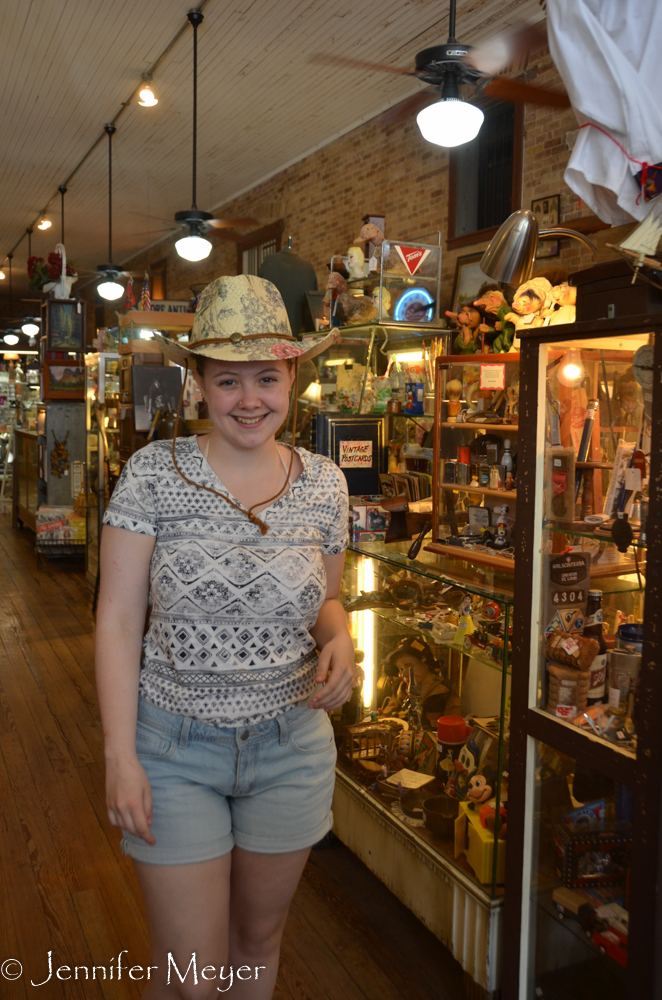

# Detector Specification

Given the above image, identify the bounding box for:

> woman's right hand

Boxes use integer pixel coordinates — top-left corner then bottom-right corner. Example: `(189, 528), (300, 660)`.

(105, 754), (156, 846)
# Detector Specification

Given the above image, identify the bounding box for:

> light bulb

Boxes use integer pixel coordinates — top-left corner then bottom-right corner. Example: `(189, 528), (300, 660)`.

(37, 217), (52, 230)
(138, 329), (154, 339)
(558, 349), (585, 388)
(4, 334), (19, 345)
(176, 234), (212, 262)
(98, 279), (124, 301)
(417, 99), (484, 148)
(21, 321), (39, 336)
(138, 84), (158, 107)
(0, 270), (5, 279)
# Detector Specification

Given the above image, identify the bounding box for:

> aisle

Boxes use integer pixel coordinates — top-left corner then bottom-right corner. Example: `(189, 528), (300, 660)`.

(0, 513), (465, 1000)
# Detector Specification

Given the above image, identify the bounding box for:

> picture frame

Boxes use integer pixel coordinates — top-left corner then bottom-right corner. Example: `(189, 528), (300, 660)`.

(131, 365), (183, 432)
(450, 252), (493, 314)
(531, 193), (560, 259)
(43, 298), (86, 352)
(42, 359), (85, 400)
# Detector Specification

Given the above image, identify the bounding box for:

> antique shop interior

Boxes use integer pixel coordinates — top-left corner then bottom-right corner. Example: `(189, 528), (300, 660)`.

(0, 2), (660, 999)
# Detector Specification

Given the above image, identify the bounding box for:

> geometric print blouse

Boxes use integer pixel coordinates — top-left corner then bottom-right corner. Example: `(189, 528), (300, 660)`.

(103, 437), (349, 727)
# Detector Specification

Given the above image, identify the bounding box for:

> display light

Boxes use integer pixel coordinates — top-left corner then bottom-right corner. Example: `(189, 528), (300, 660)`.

(392, 350), (423, 363)
(0, 271), (5, 279)
(416, 75), (483, 148)
(558, 350), (585, 388)
(37, 217), (52, 230)
(3, 333), (19, 345)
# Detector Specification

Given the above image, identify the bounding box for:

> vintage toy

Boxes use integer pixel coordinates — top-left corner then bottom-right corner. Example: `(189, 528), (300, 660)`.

(554, 824), (632, 887)
(473, 286), (516, 352)
(504, 276), (554, 350)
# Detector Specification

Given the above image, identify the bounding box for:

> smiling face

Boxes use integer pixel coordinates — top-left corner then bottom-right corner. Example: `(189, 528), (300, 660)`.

(395, 652), (431, 685)
(193, 358), (294, 450)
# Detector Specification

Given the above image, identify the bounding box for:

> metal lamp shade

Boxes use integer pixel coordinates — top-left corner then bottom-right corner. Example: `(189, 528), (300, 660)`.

(480, 210), (539, 286)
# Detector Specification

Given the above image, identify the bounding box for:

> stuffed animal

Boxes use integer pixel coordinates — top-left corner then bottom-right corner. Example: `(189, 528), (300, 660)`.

(504, 277), (554, 350)
(548, 282), (577, 325)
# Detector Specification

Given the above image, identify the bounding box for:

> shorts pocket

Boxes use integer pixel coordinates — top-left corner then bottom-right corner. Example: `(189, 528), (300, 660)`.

(289, 711), (336, 755)
(135, 723), (174, 759)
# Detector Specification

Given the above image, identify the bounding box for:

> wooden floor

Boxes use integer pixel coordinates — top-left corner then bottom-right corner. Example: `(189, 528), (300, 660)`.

(0, 511), (466, 1000)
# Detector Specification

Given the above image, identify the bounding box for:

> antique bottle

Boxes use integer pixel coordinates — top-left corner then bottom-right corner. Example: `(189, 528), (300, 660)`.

(501, 439), (513, 476)
(583, 589), (607, 705)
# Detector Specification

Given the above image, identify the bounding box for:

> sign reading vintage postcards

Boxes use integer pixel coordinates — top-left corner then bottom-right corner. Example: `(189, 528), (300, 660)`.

(339, 440), (373, 468)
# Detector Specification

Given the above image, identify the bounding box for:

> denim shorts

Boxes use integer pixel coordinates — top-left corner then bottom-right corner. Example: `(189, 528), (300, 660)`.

(120, 697), (337, 864)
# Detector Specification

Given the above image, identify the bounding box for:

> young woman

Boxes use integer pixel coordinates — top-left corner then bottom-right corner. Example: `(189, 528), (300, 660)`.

(95, 275), (354, 1000)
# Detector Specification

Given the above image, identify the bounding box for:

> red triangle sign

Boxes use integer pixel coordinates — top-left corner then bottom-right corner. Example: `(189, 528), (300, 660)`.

(395, 245), (431, 275)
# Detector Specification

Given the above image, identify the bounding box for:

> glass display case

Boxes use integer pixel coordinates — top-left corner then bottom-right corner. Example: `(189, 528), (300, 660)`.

(337, 537), (513, 901)
(428, 352), (520, 572)
(503, 316), (662, 1000)
(85, 352), (120, 590)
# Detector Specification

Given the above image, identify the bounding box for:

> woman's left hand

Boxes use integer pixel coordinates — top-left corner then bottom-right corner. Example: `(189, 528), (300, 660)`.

(309, 632), (356, 711)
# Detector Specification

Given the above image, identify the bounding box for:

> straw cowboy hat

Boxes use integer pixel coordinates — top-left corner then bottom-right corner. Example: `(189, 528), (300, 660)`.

(154, 274), (338, 367)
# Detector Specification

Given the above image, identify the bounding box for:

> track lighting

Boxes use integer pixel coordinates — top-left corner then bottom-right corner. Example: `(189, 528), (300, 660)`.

(138, 77), (158, 107)
(0, 271), (5, 280)
(37, 217), (52, 230)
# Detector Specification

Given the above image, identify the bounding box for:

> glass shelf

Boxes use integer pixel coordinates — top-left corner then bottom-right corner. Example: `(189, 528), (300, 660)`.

(440, 422), (519, 432)
(543, 522), (646, 550)
(348, 539), (515, 603)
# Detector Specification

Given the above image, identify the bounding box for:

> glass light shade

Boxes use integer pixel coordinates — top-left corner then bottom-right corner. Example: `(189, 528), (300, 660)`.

(138, 85), (158, 107)
(98, 279), (124, 301)
(417, 98), (484, 148)
(37, 218), (52, 230)
(3, 334), (19, 345)
(176, 234), (212, 261)
(21, 321), (39, 336)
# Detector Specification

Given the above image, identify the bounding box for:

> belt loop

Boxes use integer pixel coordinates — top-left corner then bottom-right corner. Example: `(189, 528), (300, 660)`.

(179, 716), (192, 749)
(278, 715), (289, 746)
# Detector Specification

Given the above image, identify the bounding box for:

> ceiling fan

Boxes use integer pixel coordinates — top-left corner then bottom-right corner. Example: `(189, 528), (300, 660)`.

(317, 1), (568, 147)
(173, 10), (258, 261)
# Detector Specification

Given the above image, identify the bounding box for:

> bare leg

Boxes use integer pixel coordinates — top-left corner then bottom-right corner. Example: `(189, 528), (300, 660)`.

(228, 846), (311, 999)
(134, 854), (232, 1000)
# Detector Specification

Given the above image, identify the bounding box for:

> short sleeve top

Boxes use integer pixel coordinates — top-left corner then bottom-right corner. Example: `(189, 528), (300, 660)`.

(103, 437), (349, 727)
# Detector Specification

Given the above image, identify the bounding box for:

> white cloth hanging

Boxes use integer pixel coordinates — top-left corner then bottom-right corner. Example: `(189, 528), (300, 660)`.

(546, 0), (662, 223)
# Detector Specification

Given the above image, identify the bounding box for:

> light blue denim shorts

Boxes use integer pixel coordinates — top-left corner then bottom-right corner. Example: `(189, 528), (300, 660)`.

(121, 697), (337, 864)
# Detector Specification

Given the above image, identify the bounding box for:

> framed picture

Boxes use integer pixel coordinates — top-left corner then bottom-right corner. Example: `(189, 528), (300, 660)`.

(451, 252), (493, 313)
(44, 299), (86, 351)
(43, 359), (85, 399)
(531, 194), (560, 259)
(131, 365), (183, 432)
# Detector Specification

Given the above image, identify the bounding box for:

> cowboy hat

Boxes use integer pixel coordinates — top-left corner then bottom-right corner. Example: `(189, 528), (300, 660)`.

(154, 274), (338, 367)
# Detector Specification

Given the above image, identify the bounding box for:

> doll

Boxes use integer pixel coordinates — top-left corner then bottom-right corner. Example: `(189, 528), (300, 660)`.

(473, 285), (516, 353)
(503, 277), (554, 350)
(445, 304), (491, 354)
(548, 282), (577, 325)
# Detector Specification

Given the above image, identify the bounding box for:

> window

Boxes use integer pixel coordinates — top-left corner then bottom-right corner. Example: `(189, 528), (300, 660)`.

(448, 100), (523, 250)
(236, 221), (284, 275)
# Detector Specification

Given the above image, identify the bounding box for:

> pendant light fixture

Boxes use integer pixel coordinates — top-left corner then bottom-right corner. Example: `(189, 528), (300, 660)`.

(37, 217), (52, 231)
(97, 124), (125, 301)
(138, 74), (158, 107)
(59, 185), (67, 243)
(175, 10), (212, 262)
(3, 333), (19, 346)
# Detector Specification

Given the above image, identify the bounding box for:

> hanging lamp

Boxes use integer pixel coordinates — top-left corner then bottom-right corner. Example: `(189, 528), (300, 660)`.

(97, 125), (124, 301)
(175, 10), (212, 262)
(59, 185), (67, 243)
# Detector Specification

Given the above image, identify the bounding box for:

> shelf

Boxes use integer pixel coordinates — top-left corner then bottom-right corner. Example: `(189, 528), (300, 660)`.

(437, 353), (521, 363)
(544, 521), (647, 549)
(347, 539), (514, 602)
(440, 422), (519, 432)
(439, 483), (517, 500)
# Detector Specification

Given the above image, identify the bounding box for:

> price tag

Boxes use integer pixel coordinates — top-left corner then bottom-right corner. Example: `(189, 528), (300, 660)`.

(479, 364), (506, 390)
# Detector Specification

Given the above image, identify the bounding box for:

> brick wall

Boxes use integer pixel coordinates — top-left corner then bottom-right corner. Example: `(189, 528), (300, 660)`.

(108, 46), (617, 317)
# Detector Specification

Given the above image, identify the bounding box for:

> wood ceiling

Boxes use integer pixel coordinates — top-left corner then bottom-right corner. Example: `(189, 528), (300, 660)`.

(0, 0), (543, 320)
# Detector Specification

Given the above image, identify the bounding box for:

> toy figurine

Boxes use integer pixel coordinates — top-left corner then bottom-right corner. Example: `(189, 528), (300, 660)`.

(473, 286), (516, 353)
(504, 277), (554, 350)
(548, 282), (577, 325)
(446, 305), (491, 354)
(455, 594), (475, 644)
(466, 765), (498, 805)
(346, 245), (368, 284)
(447, 736), (480, 799)
(446, 378), (463, 422)
(372, 285), (392, 317)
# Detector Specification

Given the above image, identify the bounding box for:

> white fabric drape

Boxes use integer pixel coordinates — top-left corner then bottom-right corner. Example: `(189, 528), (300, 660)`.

(546, 0), (662, 223)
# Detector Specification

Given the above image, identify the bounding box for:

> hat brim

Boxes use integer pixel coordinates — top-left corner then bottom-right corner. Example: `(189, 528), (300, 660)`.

(153, 329), (340, 368)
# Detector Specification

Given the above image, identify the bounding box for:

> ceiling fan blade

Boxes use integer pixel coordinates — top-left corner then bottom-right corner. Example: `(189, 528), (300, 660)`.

(313, 53), (418, 77)
(482, 76), (570, 108)
(468, 22), (547, 76)
(206, 218), (259, 229)
(379, 90), (438, 126)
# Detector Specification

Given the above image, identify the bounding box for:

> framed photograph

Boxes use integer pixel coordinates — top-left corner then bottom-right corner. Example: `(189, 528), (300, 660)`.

(531, 194), (560, 259)
(451, 252), (493, 313)
(44, 299), (86, 351)
(131, 365), (183, 432)
(42, 359), (85, 400)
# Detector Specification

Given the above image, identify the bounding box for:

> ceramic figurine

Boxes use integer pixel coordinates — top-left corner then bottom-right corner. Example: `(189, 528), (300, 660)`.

(372, 285), (392, 317)
(446, 378), (463, 422)
(388, 440), (401, 473)
(354, 223), (408, 274)
(455, 594), (475, 644)
(548, 282), (577, 325)
(346, 245), (369, 288)
(504, 277), (554, 350)
(473, 286), (516, 353)
(335, 291), (378, 326)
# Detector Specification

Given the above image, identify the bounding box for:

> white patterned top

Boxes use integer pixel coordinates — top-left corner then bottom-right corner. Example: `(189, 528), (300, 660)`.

(103, 437), (349, 727)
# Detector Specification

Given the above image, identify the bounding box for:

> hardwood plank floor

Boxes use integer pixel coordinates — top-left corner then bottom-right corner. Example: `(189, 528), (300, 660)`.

(0, 513), (466, 1000)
